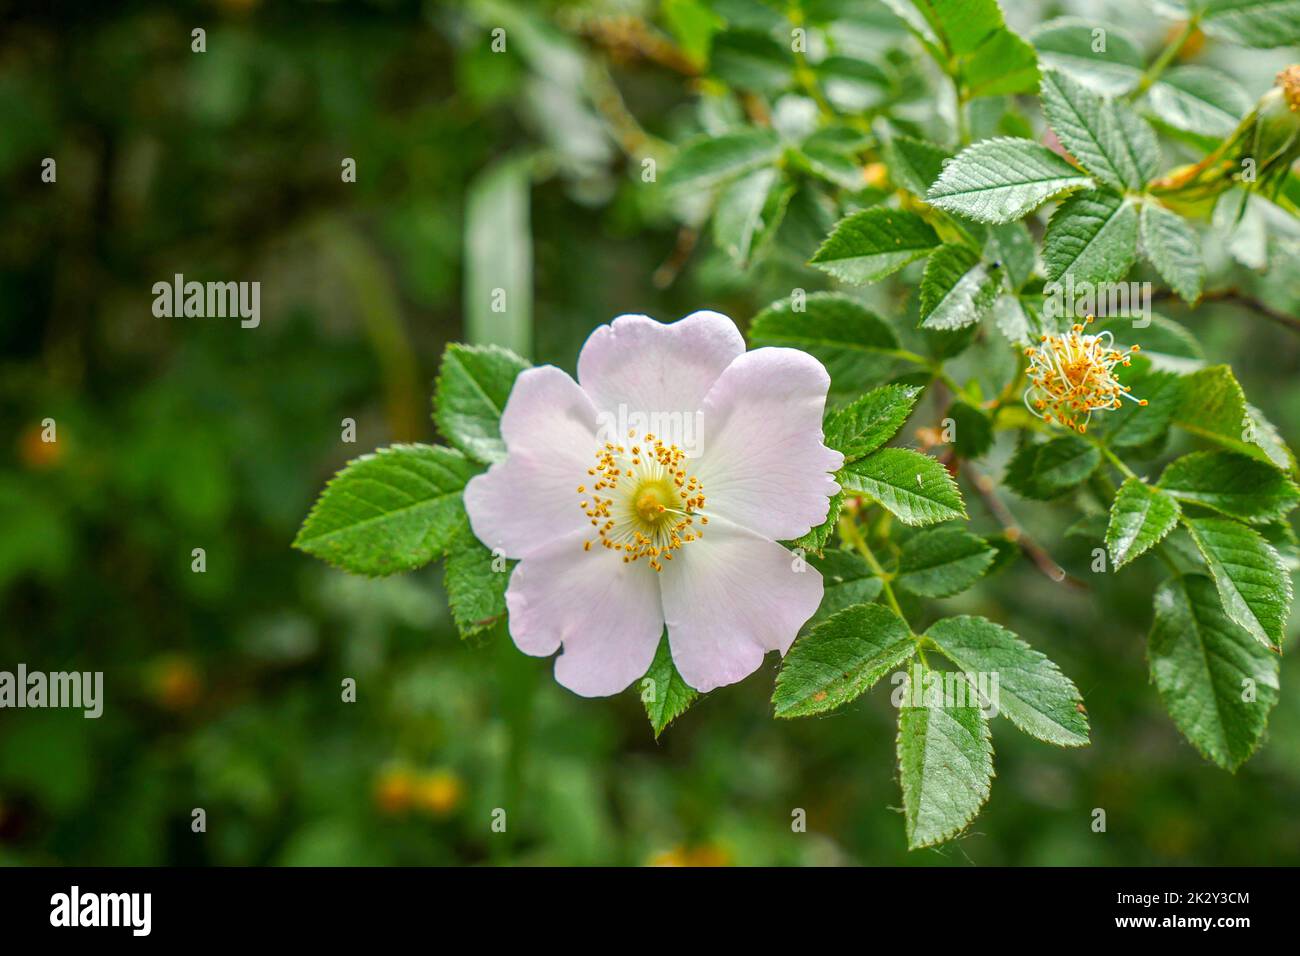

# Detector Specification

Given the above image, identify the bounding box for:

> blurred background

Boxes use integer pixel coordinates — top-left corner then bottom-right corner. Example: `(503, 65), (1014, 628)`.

(2, 0), (1299, 866)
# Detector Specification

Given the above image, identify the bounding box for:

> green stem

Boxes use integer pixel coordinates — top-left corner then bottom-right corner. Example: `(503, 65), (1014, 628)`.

(1099, 443), (1138, 480)
(1130, 19), (1198, 99)
(837, 515), (927, 662)
(880, 347), (973, 403)
(1092, 445), (1182, 575)
(954, 84), (970, 146)
(789, 5), (834, 119)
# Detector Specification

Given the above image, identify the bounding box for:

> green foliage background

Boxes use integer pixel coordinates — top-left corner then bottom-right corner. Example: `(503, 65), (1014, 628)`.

(2, 0), (1300, 865)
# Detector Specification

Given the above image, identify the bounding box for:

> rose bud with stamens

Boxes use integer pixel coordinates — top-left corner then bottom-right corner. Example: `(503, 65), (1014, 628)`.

(1022, 316), (1146, 435)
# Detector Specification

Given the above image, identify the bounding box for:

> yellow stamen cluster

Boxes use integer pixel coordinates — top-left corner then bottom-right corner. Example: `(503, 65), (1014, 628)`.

(578, 429), (707, 572)
(1022, 316), (1146, 434)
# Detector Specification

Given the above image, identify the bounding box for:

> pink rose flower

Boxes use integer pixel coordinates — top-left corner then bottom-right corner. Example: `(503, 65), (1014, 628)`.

(464, 311), (843, 696)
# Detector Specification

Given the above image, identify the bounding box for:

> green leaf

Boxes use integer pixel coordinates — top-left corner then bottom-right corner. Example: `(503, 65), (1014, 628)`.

(823, 383), (922, 463)
(1174, 366), (1296, 471)
(661, 0), (721, 69)
(433, 344), (531, 464)
(294, 444), (477, 576)
(443, 517), (510, 637)
(1149, 66), (1252, 139)
(809, 207), (941, 285)
(1158, 451), (1300, 524)
(984, 221), (1036, 290)
(1140, 202), (1203, 303)
(881, 135), (950, 197)
(712, 166), (782, 268)
(749, 292), (903, 397)
(773, 603), (915, 718)
(919, 244), (1001, 331)
(896, 661), (994, 849)
(963, 26), (1041, 99)
(1040, 69), (1159, 191)
(711, 30), (794, 93)
(1105, 478), (1181, 569)
(896, 528), (996, 597)
(944, 400), (993, 458)
(1095, 364), (1181, 451)
(1185, 516), (1292, 649)
(927, 137), (1094, 224)
(1031, 18), (1145, 96)
(926, 615), (1090, 746)
(1091, 314), (1204, 373)
(641, 633), (698, 738)
(665, 128), (782, 190)
(1149, 574), (1279, 771)
(841, 448), (966, 525)
(791, 490), (845, 554)
(807, 549), (883, 624)
(798, 140), (864, 191)
(1195, 0), (1300, 49)
(817, 56), (892, 113)
(1004, 436), (1101, 500)
(1042, 189), (1139, 286)
(889, 0), (1008, 55)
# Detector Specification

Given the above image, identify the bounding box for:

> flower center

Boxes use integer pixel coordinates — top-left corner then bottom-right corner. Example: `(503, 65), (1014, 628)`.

(1022, 315), (1147, 433)
(576, 429), (707, 572)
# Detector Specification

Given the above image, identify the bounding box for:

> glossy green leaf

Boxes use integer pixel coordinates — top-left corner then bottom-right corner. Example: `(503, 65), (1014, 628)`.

(840, 448), (966, 525)
(1174, 366), (1296, 471)
(1195, 0), (1300, 48)
(881, 135), (950, 197)
(919, 244), (1001, 331)
(896, 528), (996, 597)
(926, 615), (1090, 746)
(1185, 516), (1292, 649)
(749, 293), (903, 397)
(434, 343), (531, 464)
(1041, 69), (1159, 191)
(294, 444), (477, 576)
(665, 128), (781, 190)
(1005, 436), (1101, 500)
(1031, 18), (1144, 95)
(1042, 190), (1138, 286)
(1105, 478), (1181, 569)
(807, 549), (884, 624)
(927, 137), (1094, 224)
(443, 517), (510, 637)
(641, 633), (698, 738)
(773, 603), (915, 718)
(823, 383), (922, 463)
(809, 207), (941, 285)
(1158, 451), (1300, 524)
(896, 661), (994, 849)
(1149, 66), (1252, 139)
(1149, 574), (1279, 770)
(1140, 202), (1203, 303)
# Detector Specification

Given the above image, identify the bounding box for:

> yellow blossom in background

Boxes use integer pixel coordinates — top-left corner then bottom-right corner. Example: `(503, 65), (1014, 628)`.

(148, 655), (203, 711)
(17, 423), (61, 470)
(646, 843), (731, 867)
(412, 770), (463, 817)
(373, 768), (416, 816)
(1023, 316), (1146, 434)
